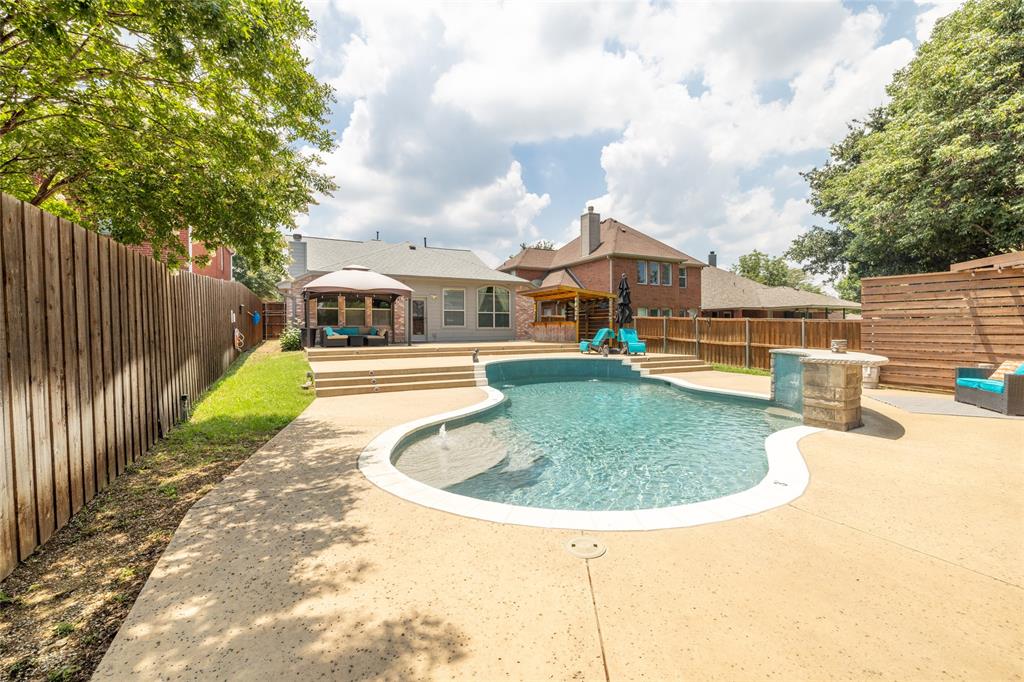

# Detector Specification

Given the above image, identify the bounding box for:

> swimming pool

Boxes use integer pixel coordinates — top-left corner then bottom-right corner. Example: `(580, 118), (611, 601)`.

(360, 358), (816, 530)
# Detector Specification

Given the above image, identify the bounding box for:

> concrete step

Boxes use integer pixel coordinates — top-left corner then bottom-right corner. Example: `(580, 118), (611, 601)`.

(313, 364), (474, 380)
(640, 364), (713, 375)
(316, 369), (477, 388)
(307, 344), (577, 362)
(629, 356), (704, 367)
(316, 377), (479, 398)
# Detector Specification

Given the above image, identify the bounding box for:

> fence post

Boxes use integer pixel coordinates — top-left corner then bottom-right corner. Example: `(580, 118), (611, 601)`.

(662, 317), (668, 353)
(694, 316), (701, 358)
(800, 318), (807, 348)
(744, 318), (751, 368)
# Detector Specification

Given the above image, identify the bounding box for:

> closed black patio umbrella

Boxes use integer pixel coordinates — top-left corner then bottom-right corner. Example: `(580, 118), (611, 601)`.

(615, 273), (633, 328)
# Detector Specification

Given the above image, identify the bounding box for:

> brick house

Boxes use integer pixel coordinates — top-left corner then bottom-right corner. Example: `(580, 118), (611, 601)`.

(129, 228), (234, 281)
(280, 235), (532, 343)
(499, 207), (706, 319)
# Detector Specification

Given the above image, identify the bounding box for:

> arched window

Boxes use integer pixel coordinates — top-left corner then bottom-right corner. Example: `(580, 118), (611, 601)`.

(477, 286), (511, 328)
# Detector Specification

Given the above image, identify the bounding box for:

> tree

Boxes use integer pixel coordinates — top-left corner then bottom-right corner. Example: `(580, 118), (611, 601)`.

(789, 0), (1024, 281)
(730, 250), (823, 294)
(233, 253), (287, 300)
(0, 0), (335, 271)
(519, 239), (556, 250)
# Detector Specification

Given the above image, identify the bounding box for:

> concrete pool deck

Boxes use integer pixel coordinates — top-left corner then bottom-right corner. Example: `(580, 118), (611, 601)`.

(96, 372), (1024, 680)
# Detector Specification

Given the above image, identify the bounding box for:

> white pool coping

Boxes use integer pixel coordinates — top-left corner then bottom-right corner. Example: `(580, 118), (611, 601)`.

(358, 371), (819, 532)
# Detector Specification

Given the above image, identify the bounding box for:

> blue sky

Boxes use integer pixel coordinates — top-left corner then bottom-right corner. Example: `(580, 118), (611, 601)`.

(297, 1), (962, 273)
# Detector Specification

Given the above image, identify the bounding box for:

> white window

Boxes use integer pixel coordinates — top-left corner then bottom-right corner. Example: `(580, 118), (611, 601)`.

(442, 288), (465, 327)
(679, 267), (687, 288)
(661, 263), (671, 287)
(637, 307), (649, 317)
(637, 261), (647, 285)
(478, 286), (511, 328)
(648, 261), (659, 285)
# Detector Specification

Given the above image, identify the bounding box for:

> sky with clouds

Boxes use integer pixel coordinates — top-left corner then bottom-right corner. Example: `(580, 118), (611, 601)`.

(296, 0), (963, 270)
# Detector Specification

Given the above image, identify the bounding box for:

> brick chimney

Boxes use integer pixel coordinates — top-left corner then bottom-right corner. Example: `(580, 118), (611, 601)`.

(581, 206), (601, 256)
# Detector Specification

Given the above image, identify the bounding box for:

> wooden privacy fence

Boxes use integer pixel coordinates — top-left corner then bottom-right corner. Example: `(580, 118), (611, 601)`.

(0, 193), (263, 580)
(861, 267), (1024, 391)
(635, 316), (862, 370)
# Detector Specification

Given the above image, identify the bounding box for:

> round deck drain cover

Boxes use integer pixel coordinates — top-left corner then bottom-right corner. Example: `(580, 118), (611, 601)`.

(565, 536), (606, 559)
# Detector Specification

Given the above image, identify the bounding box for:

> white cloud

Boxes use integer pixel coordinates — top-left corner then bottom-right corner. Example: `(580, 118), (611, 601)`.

(298, 0), (930, 266)
(914, 0), (966, 42)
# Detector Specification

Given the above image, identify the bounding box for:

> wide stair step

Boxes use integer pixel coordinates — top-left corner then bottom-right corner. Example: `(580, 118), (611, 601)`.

(626, 354), (712, 374)
(307, 343), (577, 362)
(316, 377), (481, 398)
(316, 369), (476, 388)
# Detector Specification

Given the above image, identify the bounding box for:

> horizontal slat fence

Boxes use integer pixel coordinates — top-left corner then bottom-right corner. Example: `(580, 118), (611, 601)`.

(861, 267), (1024, 391)
(0, 193), (262, 579)
(635, 316), (861, 370)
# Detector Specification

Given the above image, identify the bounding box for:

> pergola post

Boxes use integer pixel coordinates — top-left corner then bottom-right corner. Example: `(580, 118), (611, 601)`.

(302, 290), (310, 347)
(574, 294), (580, 343)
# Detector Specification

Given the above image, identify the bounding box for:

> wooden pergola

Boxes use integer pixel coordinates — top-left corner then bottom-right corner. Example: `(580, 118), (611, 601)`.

(519, 285), (616, 343)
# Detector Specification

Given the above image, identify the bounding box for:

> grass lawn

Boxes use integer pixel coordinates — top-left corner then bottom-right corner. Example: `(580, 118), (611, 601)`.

(0, 342), (312, 682)
(711, 363), (771, 377)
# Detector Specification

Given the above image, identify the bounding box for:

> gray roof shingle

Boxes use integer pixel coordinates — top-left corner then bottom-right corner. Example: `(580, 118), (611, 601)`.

(295, 236), (526, 284)
(701, 266), (860, 311)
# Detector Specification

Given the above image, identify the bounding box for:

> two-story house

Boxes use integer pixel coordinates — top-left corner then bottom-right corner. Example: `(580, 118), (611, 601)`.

(499, 207), (706, 318)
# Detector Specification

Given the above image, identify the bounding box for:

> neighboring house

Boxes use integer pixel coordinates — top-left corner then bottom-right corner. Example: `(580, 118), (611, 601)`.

(130, 228), (234, 281)
(281, 234), (530, 343)
(499, 207), (706, 319)
(700, 263), (860, 319)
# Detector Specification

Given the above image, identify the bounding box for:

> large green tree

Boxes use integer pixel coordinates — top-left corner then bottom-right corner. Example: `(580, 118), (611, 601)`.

(730, 250), (823, 294)
(0, 0), (334, 270)
(232, 252), (286, 300)
(789, 0), (1023, 280)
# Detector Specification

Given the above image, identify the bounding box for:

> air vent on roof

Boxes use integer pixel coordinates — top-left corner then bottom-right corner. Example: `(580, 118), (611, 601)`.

(409, 245), (416, 250)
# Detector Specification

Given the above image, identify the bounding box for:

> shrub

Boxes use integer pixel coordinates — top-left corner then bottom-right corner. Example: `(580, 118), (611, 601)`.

(280, 324), (303, 352)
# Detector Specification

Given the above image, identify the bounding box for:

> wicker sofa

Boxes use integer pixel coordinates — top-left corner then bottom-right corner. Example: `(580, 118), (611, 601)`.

(318, 326), (388, 347)
(954, 363), (1024, 416)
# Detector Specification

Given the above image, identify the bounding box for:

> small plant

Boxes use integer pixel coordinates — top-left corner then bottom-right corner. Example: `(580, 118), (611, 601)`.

(115, 566), (137, 583)
(53, 622), (75, 637)
(46, 665), (80, 682)
(279, 324), (303, 352)
(0, 589), (19, 607)
(157, 483), (179, 499)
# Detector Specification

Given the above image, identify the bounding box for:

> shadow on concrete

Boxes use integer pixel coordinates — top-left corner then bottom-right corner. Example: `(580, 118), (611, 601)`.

(96, 414), (469, 678)
(851, 407), (907, 441)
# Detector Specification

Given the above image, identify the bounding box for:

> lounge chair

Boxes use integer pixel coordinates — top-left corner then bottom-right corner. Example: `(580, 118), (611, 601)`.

(321, 327), (349, 347)
(618, 327), (647, 356)
(955, 361), (1024, 416)
(579, 328), (613, 353)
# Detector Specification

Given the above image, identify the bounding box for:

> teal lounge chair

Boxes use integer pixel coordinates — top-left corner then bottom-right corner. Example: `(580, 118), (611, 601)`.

(618, 327), (646, 355)
(579, 328), (613, 353)
(955, 361), (1024, 415)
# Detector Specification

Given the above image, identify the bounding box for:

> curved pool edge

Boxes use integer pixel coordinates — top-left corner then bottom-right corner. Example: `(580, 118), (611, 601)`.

(357, 380), (820, 532)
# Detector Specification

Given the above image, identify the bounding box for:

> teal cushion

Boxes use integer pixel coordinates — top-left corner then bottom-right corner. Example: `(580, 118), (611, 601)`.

(1014, 364), (1024, 375)
(324, 327), (336, 336)
(340, 327), (360, 335)
(976, 379), (1006, 394)
(958, 377), (1005, 393)
(369, 327), (379, 335)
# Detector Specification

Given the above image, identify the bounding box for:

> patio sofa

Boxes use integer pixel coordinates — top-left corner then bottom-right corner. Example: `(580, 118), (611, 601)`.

(319, 326), (389, 347)
(954, 361), (1024, 416)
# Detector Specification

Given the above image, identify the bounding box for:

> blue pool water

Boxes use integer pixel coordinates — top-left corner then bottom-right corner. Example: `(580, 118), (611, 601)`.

(392, 361), (798, 511)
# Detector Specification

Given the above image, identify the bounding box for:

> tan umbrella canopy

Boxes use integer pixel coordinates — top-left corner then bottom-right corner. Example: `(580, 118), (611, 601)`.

(303, 264), (413, 295)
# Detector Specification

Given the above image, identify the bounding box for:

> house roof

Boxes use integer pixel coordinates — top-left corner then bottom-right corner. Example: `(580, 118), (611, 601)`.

(539, 268), (582, 288)
(701, 266), (861, 311)
(293, 236), (526, 284)
(498, 218), (704, 273)
(500, 247), (557, 272)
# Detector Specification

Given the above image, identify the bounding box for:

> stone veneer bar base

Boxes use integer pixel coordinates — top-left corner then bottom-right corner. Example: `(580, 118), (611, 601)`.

(770, 348), (889, 432)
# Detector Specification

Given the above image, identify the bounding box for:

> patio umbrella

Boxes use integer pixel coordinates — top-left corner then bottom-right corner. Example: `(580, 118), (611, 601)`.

(615, 273), (633, 327)
(302, 265), (413, 296)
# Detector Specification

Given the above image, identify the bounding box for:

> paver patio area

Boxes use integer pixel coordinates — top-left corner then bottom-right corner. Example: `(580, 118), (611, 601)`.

(95, 372), (1024, 680)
